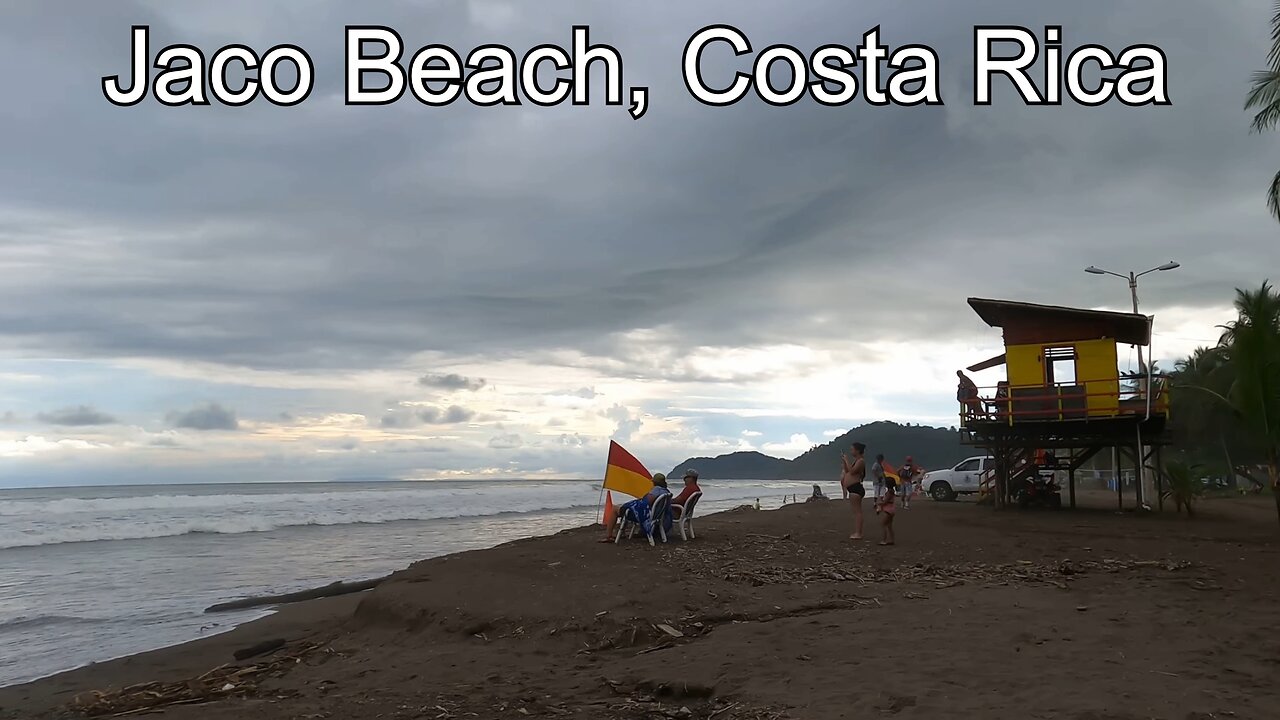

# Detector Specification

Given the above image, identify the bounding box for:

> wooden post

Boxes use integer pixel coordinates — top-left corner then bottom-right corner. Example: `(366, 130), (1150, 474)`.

(1154, 445), (1164, 512)
(1135, 441), (1143, 510)
(1134, 427), (1145, 508)
(1069, 467), (1077, 509)
(994, 445), (1004, 509)
(1113, 446), (1122, 511)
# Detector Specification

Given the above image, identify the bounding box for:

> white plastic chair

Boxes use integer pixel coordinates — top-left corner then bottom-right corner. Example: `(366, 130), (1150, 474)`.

(674, 491), (702, 540)
(615, 493), (670, 545)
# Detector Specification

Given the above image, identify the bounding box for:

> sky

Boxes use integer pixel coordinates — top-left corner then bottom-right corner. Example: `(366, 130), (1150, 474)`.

(0, 0), (1274, 487)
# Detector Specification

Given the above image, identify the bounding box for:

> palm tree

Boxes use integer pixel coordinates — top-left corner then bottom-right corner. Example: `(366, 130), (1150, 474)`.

(1246, 3), (1280, 220)
(1170, 346), (1236, 472)
(1216, 281), (1280, 520)
(1162, 460), (1206, 517)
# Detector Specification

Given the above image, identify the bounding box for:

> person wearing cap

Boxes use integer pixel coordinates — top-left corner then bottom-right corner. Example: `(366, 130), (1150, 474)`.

(672, 469), (702, 518)
(644, 473), (671, 505)
(619, 473), (673, 541)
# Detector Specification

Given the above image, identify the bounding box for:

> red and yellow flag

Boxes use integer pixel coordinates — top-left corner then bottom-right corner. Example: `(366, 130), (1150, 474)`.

(603, 440), (653, 499)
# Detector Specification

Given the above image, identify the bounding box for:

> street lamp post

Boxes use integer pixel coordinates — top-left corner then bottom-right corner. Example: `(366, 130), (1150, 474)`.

(1084, 261), (1180, 510)
(1084, 261), (1179, 375)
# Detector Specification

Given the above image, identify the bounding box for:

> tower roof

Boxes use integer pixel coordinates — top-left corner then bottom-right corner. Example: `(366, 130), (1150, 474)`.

(967, 298), (1152, 346)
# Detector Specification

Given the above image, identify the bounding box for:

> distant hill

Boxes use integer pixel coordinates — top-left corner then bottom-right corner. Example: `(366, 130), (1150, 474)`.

(669, 421), (969, 480)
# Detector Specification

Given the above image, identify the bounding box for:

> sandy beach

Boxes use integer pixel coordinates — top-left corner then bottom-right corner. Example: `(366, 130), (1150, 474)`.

(3, 493), (1278, 720)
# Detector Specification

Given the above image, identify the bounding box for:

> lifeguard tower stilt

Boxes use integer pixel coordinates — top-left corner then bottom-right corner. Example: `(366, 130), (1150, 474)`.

(959, 298), (1172, 510)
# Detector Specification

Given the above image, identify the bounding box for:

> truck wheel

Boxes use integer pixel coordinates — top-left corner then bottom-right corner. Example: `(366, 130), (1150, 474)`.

(930, 482), (955, 502)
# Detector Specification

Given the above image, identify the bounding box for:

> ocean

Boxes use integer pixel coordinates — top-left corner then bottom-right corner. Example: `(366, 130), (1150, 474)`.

(0, 478), (835, 688)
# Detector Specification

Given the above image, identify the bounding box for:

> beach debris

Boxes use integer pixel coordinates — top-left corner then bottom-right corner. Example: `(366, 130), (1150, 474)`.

(70, 642), (329, 717)
(204, 576), (390, 613)
(603, 693), (788, 719)
(232, 637), (286, 661)
(655, 623), (684, 638)
(655, 541), (1193, 591)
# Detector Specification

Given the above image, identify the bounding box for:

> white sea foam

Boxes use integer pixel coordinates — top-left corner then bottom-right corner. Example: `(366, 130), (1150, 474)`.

(0, 478), (822, 688)
(0, 479), (813, 549)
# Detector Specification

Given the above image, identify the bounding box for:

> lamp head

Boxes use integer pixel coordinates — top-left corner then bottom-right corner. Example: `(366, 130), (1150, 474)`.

(1157, 261), (1180, 271)
(1084, 266), (1106, 275)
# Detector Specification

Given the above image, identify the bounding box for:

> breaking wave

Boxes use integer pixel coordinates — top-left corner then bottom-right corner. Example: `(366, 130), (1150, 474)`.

(0, 482), (602, 550)
(0, 479), (814, 550)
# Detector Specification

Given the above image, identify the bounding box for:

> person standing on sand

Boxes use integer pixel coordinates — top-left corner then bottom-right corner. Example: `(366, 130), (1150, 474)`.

(879, 475), (897, 546)
(899, 456), (919, 510)
(871, 454), (886, 512)
(841, 443), (867, 540)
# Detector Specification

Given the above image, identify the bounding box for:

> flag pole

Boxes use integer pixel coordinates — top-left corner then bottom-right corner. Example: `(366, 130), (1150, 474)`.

(595, 445), (609, 524)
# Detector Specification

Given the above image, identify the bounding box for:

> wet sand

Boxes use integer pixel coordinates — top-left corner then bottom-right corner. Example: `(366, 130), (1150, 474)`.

(3, 491), (1278, 720)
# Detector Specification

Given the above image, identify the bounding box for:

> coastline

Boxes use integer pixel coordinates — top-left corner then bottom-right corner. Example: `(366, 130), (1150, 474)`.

(4, 494), (1278, 719)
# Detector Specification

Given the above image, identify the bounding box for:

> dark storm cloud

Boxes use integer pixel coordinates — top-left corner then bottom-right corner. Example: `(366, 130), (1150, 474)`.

(488, 433), (522, 449)
(380, 404), (476, 427)
(420, 405), (478, 424)
(35, 406), (118, 426)
(0, 1), (1275, 375)
(418, 373), (486, 391)
(167, 403), (239, 431)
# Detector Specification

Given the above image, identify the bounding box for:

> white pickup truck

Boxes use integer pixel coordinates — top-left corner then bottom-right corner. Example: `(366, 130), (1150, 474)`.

(923, 455), (994, 502)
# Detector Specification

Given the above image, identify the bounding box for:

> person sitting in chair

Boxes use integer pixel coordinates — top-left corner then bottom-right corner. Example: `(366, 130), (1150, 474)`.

(672, 469), (701, 518)
(645, 473), (671, 504)
(619, 474), (674, 541)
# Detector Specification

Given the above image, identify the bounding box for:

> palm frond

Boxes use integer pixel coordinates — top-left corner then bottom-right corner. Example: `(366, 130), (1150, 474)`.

(1268, 1), (1280, 71)
(1247, 71), (1280, 132)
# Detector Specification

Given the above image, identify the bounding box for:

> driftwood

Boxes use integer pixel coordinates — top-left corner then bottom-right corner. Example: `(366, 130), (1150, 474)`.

(233, 638), (285, 661)
(71, 642), (328, 717)
(204, 575), (390, 613)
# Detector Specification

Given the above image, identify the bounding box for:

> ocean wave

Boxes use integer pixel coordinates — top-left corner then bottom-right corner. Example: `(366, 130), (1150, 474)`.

(0, 482), (600, 517)
(0, 615), (110, 632)
(0, 500), (602, 550)
(0, 479), (818, 550)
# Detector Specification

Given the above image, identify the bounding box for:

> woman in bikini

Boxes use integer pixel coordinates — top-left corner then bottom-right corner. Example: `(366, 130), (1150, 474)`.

(841, 442), (867, 540)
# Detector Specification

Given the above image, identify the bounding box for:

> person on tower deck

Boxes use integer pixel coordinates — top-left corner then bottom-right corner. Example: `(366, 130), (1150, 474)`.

(957, 370), (983, 420)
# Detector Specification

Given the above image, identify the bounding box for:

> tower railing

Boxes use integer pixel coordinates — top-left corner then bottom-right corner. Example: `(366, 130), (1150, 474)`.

(959, 376), (1170, 427)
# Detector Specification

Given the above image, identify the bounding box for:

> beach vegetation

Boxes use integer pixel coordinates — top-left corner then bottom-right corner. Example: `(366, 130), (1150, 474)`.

(1171, 281), (1280, 523)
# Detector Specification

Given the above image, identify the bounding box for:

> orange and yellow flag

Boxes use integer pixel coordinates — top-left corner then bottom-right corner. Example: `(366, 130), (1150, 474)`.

(603, 440), (653, 499)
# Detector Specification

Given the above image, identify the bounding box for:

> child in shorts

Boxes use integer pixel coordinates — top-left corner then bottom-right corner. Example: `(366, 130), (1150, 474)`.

(879, 477), (897, 546)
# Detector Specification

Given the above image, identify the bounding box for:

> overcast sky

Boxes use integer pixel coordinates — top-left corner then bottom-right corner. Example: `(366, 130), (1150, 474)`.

(0, 0), (1274, 487)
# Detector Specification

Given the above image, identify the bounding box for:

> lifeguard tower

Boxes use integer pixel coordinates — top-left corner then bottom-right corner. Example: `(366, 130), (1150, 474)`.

(959, 298), (1171, 510)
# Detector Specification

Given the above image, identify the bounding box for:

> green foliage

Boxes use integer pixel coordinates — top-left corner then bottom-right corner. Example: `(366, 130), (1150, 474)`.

(1161, 459), (1205, 517)
(669, 421), (968, 479)
(1245, 3), (1280, 220)
(1216, 281), (1280, 465)
(1171, 281), (1280, 525)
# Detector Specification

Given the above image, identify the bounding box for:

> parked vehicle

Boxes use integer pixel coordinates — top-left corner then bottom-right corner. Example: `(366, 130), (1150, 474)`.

(924, 455), (993, 502)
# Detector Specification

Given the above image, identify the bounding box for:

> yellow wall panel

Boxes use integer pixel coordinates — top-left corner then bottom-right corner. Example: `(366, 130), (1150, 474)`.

(1003, 339), (1121, 418)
